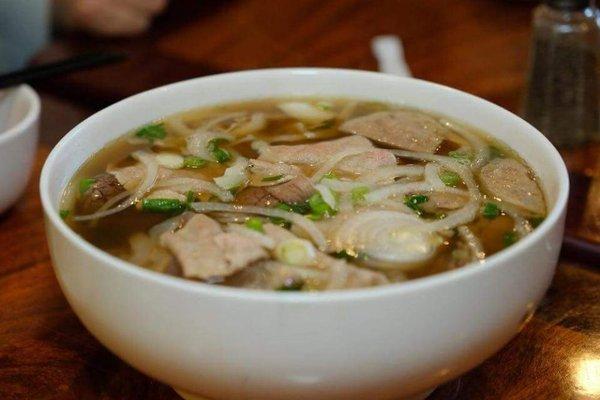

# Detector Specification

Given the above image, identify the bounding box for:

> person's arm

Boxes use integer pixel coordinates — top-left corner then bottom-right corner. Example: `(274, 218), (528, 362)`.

(53, 0), (168, 37)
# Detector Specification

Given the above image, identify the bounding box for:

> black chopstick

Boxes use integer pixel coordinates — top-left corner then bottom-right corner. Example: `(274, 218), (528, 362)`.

(561, 235), (600, 266)
(0, 52), (126, 89)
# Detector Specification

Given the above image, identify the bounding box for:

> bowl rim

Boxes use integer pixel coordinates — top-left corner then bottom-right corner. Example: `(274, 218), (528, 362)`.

(40, 67), (569, 302)
(0, 84), (40, 144)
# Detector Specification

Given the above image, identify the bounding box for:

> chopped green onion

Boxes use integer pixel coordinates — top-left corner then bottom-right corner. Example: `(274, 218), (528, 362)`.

(482, 202), (500, 219)
(321, 171), (338, 181)
(245, 217), (264, 232)
(448, 150), (473, 165)
(183, 156), (207, 169)
(277, 278), (304, 291)
(489, 146), (504, 159)
(439, 170), (461, 187)
(78, 178), (96, 194)
(308, 192), (335, 220)
(208, 138), (231, 163)
(135, 123), (166, 142)
(262, 174), (284, 182)
(185, 191), (197, 204)
(404, 194), (428, 216)
(503, 231), (518, 247)
(59, 209), (70, 220)
(316, 102), (332, 111)
(529, 216), (545, 228)
(351, 186), (370, 204)
(141, 198), (186, 214)
(275, 238), (316, 266)
(276, 202), (311, 215)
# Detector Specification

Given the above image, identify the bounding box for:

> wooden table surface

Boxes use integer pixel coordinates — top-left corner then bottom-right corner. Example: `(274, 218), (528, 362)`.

(2, 1), (599, 399)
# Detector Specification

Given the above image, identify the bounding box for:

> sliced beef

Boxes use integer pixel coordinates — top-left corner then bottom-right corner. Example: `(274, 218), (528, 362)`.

(80, 173), (125, 213)
(336, 149), (397, 175)
(265, 175), (314, 204)
(422, 192), (469, 213)
(479, 158), (545, 215)
(339, 110), (447, 153)
(236, 175), (314, 206)
(161, 214), (268, 281)
(259, 136), (373, 165)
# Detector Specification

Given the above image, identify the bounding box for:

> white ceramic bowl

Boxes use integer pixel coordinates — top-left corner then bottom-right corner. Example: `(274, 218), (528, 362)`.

(40, 69), (568, 400)
(0, 85), (39, 213)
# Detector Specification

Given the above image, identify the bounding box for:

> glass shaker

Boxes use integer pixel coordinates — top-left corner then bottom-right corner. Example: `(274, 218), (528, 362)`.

(522, 0), (600, 148)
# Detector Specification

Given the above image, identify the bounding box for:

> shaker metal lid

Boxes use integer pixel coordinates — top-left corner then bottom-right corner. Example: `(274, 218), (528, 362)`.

(545, 0), (590, 11)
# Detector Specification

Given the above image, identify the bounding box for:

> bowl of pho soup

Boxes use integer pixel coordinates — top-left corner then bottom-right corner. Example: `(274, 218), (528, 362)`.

(40, 69), (568, 400)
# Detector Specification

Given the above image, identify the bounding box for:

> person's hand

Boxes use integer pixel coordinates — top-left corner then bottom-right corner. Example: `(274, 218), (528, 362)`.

(54, 0), (168, 37)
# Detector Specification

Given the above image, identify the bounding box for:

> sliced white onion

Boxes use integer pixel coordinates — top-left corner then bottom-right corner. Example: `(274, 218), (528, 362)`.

(131, 150), (160, 201)
(311, 147), (370, 183)
(278, 102), (335, 123)
(226, 223), (276, 249)
(186, 131), (234, 161)
(364, 181), (433, 204)
(314, 184), (337, 210)
(358, 165), (425, 185)
(156, 152), (184, 169)
(321, 177), (371, 192)
(156, 177), (233, 202)
(251, 140), (269, 154)
(163, 116), (194, 136)
(231, 113), (267, 137)
(200, 112), (246, 131)
(190, 202), (327, 250)
(275, 238), (317, 267)
(457, 226), (486, 261)
(440, 118), (489, 169)
(330, 210), (439, 270)
(214, 157), (249, 190)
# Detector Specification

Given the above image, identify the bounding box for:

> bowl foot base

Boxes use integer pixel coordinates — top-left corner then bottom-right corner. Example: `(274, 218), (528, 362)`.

(174, 387), (436, 400)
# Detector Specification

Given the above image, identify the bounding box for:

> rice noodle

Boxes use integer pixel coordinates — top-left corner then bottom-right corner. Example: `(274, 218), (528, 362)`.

(311, 148), (371, 183)
(358, 165), (425, 185)
(267, 132), (317, 143)
(73, 191), (133, 221)
(156, 177), (234, 202)
(149, 213), (188, 240)
(190, 202), (327, 250)
(321, 178), (370, 192)
(424, 163), (446, 190)
(423, 201), (480, 231)
(457, 226), (486, 261)
(496, 202), (533, 237)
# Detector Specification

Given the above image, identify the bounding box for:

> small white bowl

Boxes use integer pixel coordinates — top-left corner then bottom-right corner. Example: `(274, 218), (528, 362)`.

(0, 85), (40, 213)
(40, 69), (568, 400)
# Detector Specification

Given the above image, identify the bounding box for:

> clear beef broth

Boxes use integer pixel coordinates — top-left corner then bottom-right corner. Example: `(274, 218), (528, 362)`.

(62, 98), (547, 291)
